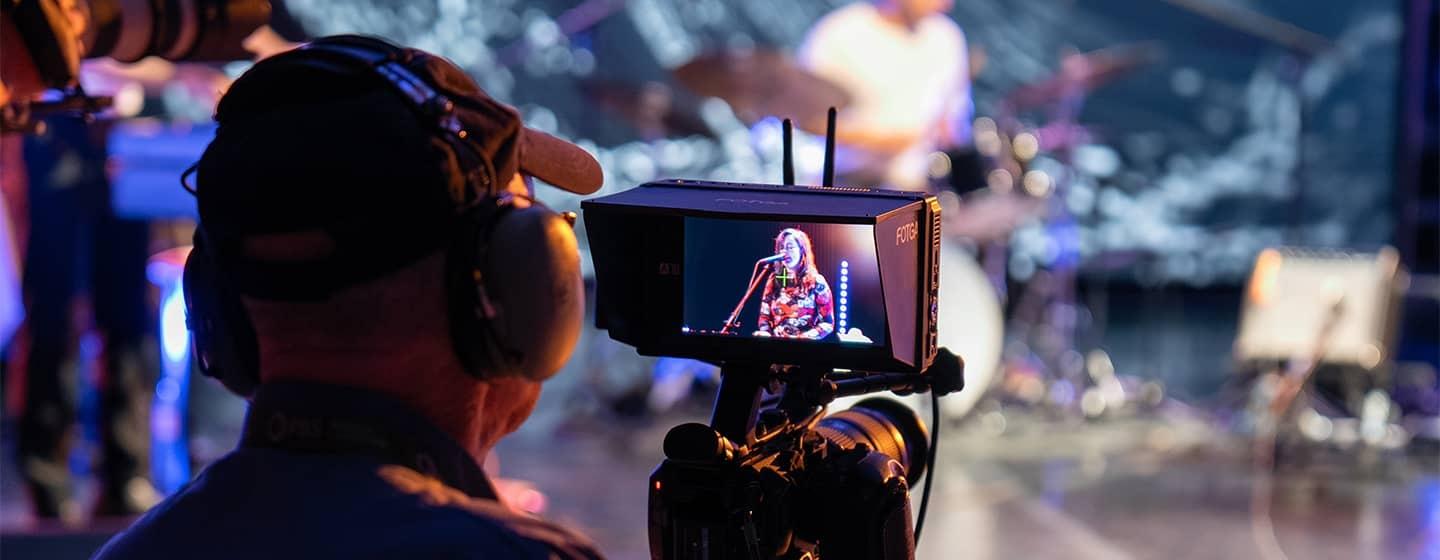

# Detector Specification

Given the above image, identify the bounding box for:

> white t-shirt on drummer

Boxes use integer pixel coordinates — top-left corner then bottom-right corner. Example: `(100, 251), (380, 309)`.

(799, 3), (971, 190)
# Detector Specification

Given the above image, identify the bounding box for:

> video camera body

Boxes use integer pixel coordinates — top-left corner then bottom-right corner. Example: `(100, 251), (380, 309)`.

(646, 368), (949, 560)
(584, 177), (962, 559)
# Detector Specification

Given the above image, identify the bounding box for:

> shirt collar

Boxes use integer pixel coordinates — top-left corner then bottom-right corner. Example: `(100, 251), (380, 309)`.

(240, 381), (498, 500)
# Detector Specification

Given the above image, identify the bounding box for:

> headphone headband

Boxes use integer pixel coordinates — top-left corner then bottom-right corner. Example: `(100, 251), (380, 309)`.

(292, 37), (499, 207)
(301, 41), (467, 137)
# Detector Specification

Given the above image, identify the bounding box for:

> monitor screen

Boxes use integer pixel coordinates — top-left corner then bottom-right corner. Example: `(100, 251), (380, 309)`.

(682, 217), (887, 346)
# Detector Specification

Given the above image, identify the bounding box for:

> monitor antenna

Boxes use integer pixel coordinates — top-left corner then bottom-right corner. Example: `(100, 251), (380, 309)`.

(822, 107), (837, 188)
(782, 118), (795, 186)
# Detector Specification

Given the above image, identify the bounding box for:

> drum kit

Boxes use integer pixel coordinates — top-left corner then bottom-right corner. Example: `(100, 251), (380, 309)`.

(585, 41), (1166, 422)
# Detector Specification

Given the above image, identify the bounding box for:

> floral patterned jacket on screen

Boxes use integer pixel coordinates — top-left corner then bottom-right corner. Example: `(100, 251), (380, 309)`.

(757, 271), (835, 340)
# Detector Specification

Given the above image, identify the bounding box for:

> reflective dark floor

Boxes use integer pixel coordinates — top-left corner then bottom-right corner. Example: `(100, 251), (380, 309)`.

(499, 401), (1440, 560)
(2, 329), (1438, 560)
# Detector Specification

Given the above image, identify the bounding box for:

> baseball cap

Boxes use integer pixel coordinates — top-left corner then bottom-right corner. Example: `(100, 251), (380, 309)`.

(193, 35), (602, 299)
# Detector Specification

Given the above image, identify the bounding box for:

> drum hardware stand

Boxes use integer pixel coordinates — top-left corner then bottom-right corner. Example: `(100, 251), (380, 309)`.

(990, 54), (1129, 418)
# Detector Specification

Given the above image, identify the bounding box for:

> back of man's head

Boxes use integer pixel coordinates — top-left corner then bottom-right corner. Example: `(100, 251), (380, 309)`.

(187, 36), (601, 450)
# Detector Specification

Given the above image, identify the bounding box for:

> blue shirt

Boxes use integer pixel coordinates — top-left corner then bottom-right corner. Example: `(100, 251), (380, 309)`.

(94, 383), (604, 560)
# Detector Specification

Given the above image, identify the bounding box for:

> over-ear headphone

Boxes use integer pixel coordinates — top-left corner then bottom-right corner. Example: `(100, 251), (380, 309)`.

(183, 35), (584, 398)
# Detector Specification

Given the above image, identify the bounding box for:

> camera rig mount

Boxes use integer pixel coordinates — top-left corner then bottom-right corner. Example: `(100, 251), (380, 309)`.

(648, 349), (964, 560)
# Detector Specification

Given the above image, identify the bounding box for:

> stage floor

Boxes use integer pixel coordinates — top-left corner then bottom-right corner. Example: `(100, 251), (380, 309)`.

(2, 328), (1438, 559)
(498, 401), (1440, 560)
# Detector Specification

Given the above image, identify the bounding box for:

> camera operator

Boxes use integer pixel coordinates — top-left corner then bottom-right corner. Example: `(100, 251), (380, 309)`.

(94, 35), (606, 559)
(2, 0), (286, 521)
(2, 0), (159, 520)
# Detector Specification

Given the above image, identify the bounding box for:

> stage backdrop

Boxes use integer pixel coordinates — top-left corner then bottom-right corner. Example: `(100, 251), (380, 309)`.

(245, 0), (1403, 285)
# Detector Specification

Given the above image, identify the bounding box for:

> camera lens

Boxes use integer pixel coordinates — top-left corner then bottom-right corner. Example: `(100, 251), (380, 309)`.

(815, 398), (930, 482)
(85, 0), (271, 63)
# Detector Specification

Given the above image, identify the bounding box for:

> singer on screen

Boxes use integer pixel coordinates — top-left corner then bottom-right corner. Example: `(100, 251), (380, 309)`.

(756, 228), (835, 340)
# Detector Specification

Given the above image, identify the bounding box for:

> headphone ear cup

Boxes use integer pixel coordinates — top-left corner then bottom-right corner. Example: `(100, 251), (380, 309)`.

(484, 205), (584, 381)
(183, 239), (261, 397)
(453, 203), (583, 382)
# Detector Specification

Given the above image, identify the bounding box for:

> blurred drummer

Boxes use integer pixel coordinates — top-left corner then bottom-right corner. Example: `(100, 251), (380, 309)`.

(798, 0), (972, 191)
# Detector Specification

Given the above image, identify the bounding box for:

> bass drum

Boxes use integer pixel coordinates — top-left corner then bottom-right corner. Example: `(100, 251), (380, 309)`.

(935, 243), (1004, 419)
(828, 242), (1004, 422)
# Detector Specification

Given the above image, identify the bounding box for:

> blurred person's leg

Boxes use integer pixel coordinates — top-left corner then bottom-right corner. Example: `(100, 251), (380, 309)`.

(1, 137), (27, 349)
(18, 115), (113, 520)
(17, 156), (82, 520)
(2, 134), (30, 443)
(90, 213), (158, 516)
(1, 133), (26, 475)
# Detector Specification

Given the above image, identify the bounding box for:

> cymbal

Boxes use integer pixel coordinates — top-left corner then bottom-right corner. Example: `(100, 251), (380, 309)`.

(672, 49), (849, 127)
(580, 80), (715, 139)
(1158, 0), (1330, 57)
(940, 190), (1046, 244)
(1003, 42), (1164, 111)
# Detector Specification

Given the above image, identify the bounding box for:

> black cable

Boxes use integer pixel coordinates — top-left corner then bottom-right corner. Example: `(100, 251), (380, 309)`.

(912, 390), (941, 544)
